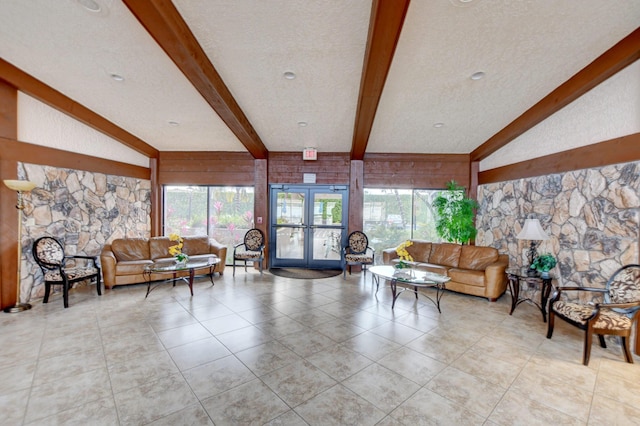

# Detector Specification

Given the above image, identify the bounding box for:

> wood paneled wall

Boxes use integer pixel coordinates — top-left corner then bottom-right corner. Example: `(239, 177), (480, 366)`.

(268, 152), (351, 184)
(364, 153), (471, 189)
(158, 151), (255, 185)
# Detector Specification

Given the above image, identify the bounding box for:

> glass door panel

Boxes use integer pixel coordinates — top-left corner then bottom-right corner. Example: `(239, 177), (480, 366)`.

(270, 185), (347, 269)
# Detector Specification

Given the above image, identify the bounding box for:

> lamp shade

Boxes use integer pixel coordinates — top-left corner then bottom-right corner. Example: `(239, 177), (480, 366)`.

(4, 179), (36, 192)
(516, 218), (549, 241)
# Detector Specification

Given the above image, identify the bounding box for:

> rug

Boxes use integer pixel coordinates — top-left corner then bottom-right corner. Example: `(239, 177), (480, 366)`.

(269, 268), (343, 279)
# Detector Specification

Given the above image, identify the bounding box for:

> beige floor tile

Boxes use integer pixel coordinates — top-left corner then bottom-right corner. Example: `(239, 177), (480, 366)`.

(167, 336), (231, 371)
(377, 346), (447, 386)
(25, 367), (113, 423)
(182, 354), (256, 400)
(108, 350), (179, 393)
(145, 403), (214, 426)
(200, 313), (252, 335)
(27, 396), (119, 426)
(215, 324), (273, 352)
(342, 363), (421, 413)
(342, 331), (402, 361)
(312, 318), (367, 342)
(306, 344), (373, 381)
(452, 349), (522, 388)
(255, 315), (308, 338)
(390, 387), (486, 425)
(235, 340), (302, 376)
(0, 361), (36, 396)
(588, 394), (640, 426)
(263, 409), (308, 425)
(295, 384), (386, 425)
(201, 379), (289, 424)
(488, 389), (584, 425)
(277, 328), (336, 357)
(113, 372), (198, 425)
(425, 366), (506, 418)
(0, 389), (30, 425)
(260, 359), (337, 406)
(156, 322), (213, 349)
(103, 332), (166, 366)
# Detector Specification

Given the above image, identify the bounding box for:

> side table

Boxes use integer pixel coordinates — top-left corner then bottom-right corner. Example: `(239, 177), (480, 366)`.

(506, 268), (554, 322)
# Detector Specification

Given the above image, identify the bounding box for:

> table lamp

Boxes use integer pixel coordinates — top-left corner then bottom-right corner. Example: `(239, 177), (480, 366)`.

(3, 179), (37, 313)
(516, 217), (549, 273)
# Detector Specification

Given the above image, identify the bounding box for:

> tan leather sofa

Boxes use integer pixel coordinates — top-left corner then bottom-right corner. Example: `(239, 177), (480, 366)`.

(382, 240), (509, 301)
(100, 236), (227, 289)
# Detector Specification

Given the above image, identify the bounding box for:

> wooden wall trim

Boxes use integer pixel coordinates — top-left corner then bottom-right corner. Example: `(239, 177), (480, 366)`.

(268, 152), (350, 185)
(351, 0), (410, 160)
(0, 138), (150, 180)
(0, 59), (158, 158)
(0, 79), (17, 139)
(123, 0), (268, 160)
(471, 28), (640, 162)
(479, 132), (640, 184)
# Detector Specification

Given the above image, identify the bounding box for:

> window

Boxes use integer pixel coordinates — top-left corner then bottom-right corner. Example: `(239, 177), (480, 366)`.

(363, 188), (441, 261)
(164, 186), (254, 263)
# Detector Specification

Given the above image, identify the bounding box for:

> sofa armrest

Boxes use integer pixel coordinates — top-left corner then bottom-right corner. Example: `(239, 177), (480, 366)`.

(382, 248), (399, 264)
(484, 254), (509, 300)
(209, 238), (228, 274)
(100, 244), (117, 289)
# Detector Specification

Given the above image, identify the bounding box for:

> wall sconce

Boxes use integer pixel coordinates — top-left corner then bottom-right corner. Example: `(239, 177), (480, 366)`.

(3, 179), (37, 313)
(516, 217), (549, 272)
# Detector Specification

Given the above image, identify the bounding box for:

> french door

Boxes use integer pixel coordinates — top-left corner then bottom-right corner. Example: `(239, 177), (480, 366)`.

(269, 185), (348, 269)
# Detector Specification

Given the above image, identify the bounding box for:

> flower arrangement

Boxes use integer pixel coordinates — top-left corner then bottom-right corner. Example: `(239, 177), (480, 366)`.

(168, 233), (189, 263)
(395, 240), (414, 269)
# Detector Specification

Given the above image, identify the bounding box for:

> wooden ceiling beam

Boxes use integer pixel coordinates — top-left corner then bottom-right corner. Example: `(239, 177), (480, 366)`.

(123, 0), (268, 160)
(0, 59), (158, 158)
(350, 0), (410, 160)
(471, 27), (640, 162)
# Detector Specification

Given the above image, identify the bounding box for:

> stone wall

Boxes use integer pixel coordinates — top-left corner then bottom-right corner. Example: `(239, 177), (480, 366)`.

(18, 162), (151, 302)
(477, 161), (639, 290)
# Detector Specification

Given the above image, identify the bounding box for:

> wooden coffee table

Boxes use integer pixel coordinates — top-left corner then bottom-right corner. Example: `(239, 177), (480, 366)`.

(369, 265), (450, 312)
(143, 257), (220, 298)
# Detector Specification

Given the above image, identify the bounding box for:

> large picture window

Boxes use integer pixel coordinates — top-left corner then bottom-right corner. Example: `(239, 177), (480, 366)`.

(363, 188), (441, 260)
(164, 186), (254, 263)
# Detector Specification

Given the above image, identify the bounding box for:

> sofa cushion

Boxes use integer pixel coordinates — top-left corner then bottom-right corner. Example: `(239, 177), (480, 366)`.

(111, 238), (150, 261)
(448, 268), (485, 287)
(428, 243), (461, 267)
(405, 240), (432, 262)
(183, 236), (210, 255)
(458, 245), (499, 271)
(150, 237), (174, 260)
(115, 260), (153, 275)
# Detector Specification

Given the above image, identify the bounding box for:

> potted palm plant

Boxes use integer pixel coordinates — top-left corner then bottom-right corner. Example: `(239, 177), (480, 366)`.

(531, 253), (557, 278)
(433, 180), (479, 244)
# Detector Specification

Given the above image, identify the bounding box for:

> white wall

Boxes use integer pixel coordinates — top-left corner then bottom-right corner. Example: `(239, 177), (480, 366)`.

(481, 60), (640, 171)
(17, 93), (150, 168)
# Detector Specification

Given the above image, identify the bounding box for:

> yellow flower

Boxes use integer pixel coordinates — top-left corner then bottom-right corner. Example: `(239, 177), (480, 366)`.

(395, 240), (414, 262)
(168, 233), (186, 261)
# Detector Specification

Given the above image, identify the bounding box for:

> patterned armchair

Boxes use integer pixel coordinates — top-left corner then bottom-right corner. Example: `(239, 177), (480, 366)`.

(343, 231), (375, 279)
(547, 264), (640, 365)
(233, 228), (265, 276)
(32, 236), (102, 308)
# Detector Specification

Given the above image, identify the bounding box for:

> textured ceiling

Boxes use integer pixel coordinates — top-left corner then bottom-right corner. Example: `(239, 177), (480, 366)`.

(0, 0), (638, 158)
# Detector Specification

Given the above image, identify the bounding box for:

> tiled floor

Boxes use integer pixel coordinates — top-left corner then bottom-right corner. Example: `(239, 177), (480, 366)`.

(2, 269), (640, 425)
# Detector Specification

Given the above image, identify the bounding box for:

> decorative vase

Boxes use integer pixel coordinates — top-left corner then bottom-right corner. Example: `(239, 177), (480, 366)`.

(540, 271), (550, 279)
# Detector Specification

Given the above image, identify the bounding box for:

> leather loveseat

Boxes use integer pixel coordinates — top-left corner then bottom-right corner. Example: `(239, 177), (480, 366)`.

(382, 240), (509, 301)
(100, 236), (227, 289)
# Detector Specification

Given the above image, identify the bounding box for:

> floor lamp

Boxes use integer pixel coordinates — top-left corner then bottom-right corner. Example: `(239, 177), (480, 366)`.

(3, 179), (37, 313)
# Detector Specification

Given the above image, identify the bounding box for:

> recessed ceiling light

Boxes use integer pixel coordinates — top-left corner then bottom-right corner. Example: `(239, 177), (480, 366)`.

(449, 0), (476, 7)
(470, 71), (486, 81)
(433, 123), (445, 128)
(110, 73), (124, 82)
(283, 71), (296, 80)
(298, 121), (308, 127)
(168, 121), (180, 127)
(77, 0), (101, 12)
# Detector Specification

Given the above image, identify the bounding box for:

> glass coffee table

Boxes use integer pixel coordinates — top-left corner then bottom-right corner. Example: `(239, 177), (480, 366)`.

(369, 265), (451, 312)
(143, 257), (220, 298)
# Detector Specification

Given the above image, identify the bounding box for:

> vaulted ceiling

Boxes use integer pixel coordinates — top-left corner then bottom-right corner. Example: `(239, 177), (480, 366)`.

(0, 0), (638, 163)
